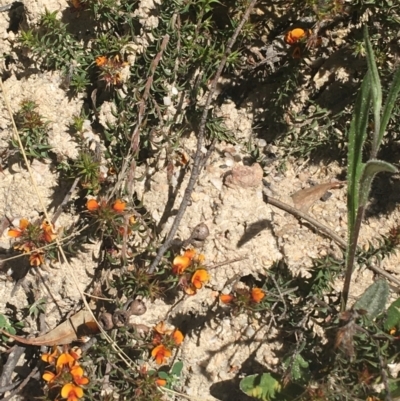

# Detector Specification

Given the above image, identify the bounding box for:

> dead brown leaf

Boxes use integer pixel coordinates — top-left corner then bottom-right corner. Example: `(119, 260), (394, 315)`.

(291, 181), (344, 213)
(0, 309), (98, 346)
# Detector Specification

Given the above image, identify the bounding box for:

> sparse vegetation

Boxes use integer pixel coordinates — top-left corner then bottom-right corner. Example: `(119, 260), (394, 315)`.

(1, 0), (400, 400)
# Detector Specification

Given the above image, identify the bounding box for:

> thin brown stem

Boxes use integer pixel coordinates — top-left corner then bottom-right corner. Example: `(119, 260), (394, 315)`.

(147, 0), (258, 273)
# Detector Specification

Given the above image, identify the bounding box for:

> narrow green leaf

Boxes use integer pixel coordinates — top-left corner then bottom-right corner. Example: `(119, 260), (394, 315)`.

(378, 66), (400, 145)
(347, 73), (371, 234)
(364, 26), (382, 156)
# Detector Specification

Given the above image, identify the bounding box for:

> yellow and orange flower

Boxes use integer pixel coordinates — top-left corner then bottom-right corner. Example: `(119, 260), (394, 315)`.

(42, 370), (58, 383)
(56, 352), (76, 370)
(251, 288), (266, 303)
(172, 255), (191, 274)
(172, 329), (184, 346)
(29, 252), (44, 267)
(151, 345), (172, 365)
(86, 199), (99, 212)
(42, 220), (57, 243)
(155, 378), (167, 386)
(154, 321), (172, 336)
(8, 218), (29, 238)
(112, 199), (126, 212)
(70, 365), (90, 386)
(42, 347), (59, 365)
(220, 294), (234, 304)
(191, 269), (209, 289)
(284, 28), (311, 45)
(95, 56), (108, 67)
(61, 383), (84, 401)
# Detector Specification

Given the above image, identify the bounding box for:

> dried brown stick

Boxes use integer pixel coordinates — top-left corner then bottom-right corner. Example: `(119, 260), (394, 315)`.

(109, 35), (170, 202)
(264, 194), (347, 248)
(130, 34), (170, 153)
(264, 194), (400, 287)
(147, 0), (258, 273)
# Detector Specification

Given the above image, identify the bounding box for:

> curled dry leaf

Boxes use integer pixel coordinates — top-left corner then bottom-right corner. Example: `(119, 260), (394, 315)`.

(0, 310), (98, 346)
(291, 181), (344, 213)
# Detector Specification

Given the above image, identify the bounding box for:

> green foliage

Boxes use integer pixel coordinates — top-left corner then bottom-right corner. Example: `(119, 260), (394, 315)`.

(11, 100), (52, 159)
(343, 26), (400, 309)
(0, 314), (24, 343)
(353, 279), (389, 319)
(24, 297), (47, 320)
(239, 373), (281, 401)
(384, 298), (400, 331)
(19, 10), (89, 92)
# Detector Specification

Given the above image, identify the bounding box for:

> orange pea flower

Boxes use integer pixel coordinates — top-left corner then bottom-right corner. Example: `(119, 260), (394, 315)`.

(95, 56), (108, 67)
(172, 329), (184, 345)
(70, 365), (90, 386)
(251, 288), (266, 303)
(86, 199), (99, 211)
(41, 347), (59, 365)
(8, 218), (29, 238)
(42, 220), (57, 243)
(284, 28), (311, 45)
(61, 383), (84, 401)
(29, 252), (44, 267)
(191, 269), (210, 289)
(56, 352), (76, 370)
(42, 371), (57, 383)
(155, 378), (167, 386)
(112, 199), (126, 212)
(151, 345), (172, 365)
(220, 294), (234, 304)
(154, 321), (171, 335)
(172, 255), (191, 274)
(183, 249), (196, 260)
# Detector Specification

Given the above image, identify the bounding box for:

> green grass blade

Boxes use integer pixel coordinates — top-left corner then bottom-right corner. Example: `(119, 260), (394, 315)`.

(347, 73), (371, 235)
(378, 66), (400, 145)
(364, 26), (382, 157)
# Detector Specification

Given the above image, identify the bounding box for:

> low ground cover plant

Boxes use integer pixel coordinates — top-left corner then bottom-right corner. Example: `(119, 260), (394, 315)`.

(1, 0), (400, 400)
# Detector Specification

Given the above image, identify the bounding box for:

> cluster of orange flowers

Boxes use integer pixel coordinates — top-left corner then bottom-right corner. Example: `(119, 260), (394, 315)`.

(220, 287), (266, 310)
(86, 198), (135, 237)
(172, 249), (209, 295)
(95, 55), (129, 87)
(8, 219), (57, 266)
(151, 322), (184, 366)
(42, 347), (89, 401)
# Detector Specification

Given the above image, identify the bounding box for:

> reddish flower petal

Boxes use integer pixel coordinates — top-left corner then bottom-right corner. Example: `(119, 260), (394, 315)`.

(251, 288), (266, 303)
(151, 345), (171, 365)
(19, 218), (30, 230)
(86, 199), (99, 211)
(172, 329), (184, 345)
(284, 28), (310, 45)
(42, 371), (56, 382)
(156, 378), (167, 386)
(29, 252), (44, 266)
(220, 294), (234, 304)
(191, 269), (209, 289)
(56, 352), (75, 369)
(172, 255), (191, 274)
(8, 228), (22, 238)
(112, 199), (126, 212)
(61, 383), (84, 400)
